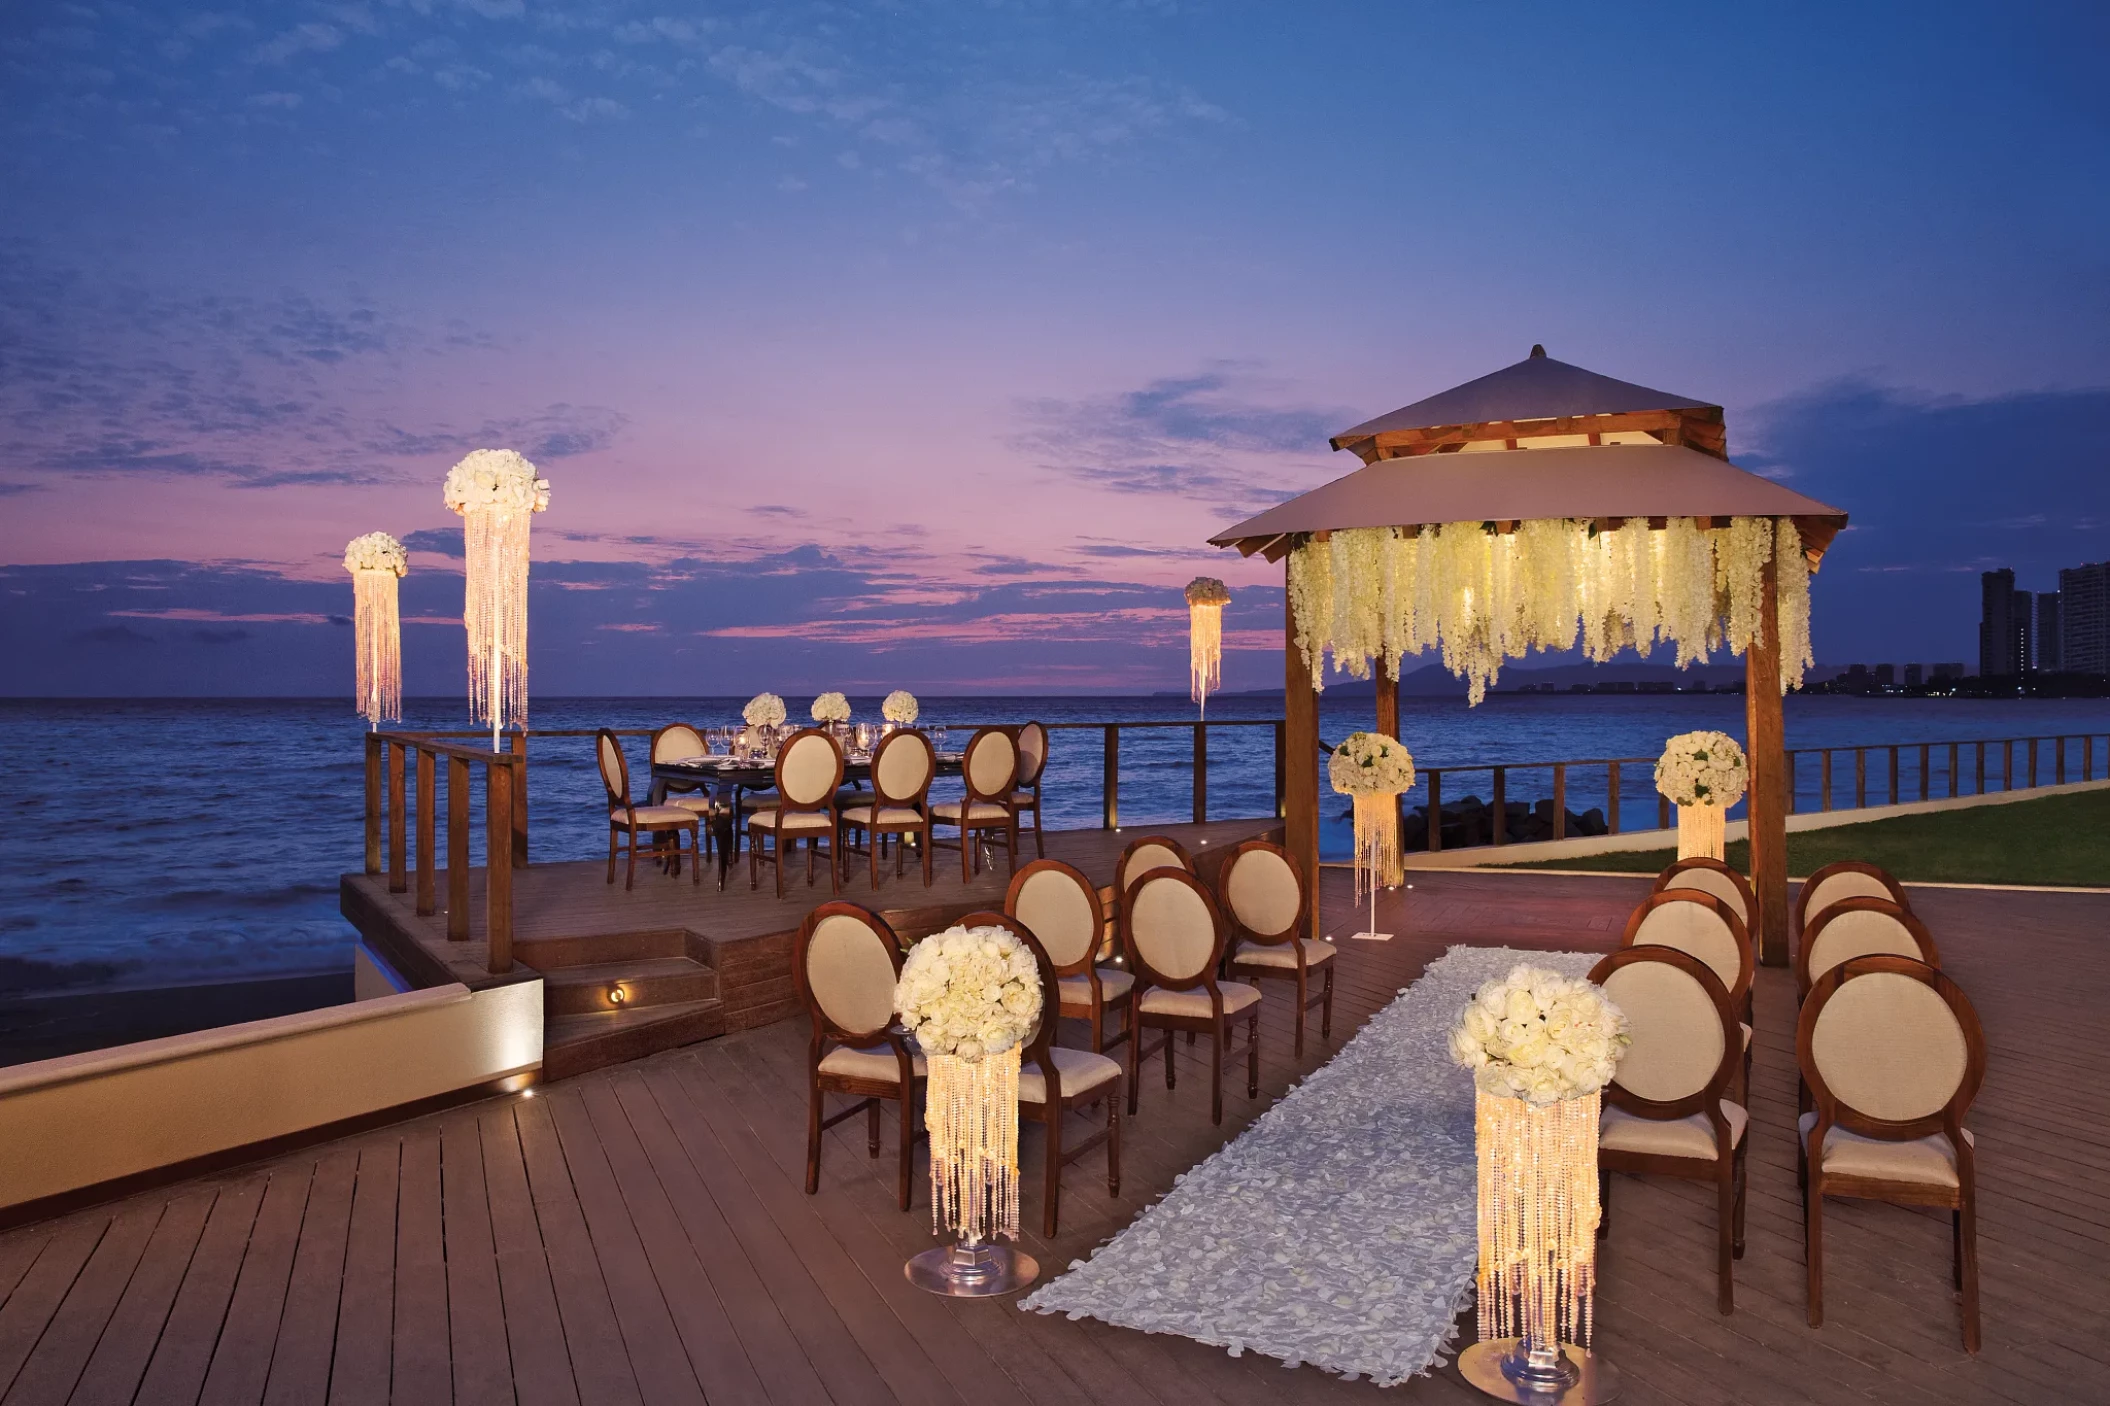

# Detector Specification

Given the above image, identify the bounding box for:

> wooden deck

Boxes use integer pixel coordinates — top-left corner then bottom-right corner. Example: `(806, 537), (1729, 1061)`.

(4, 871), (2103, 1405)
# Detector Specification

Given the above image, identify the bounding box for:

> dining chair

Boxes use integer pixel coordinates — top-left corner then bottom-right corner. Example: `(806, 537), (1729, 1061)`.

(931, 727), (1019, 881)
(1652, 856), (1756, 934)
(650, 722), (720, 854)
(1219, 840), (1333, 1055)
(841, 727), (935, 889)
(1005, 860), (1131, 1054)
(1794, 860), (1912, 948)
(1798, 955), (1985, 1350)
(749, 728), (846, 899)
(1621, 890), (1754, 1097)
(1589, 946), (1748, 1314)
(1797, 898), (1938, 997)
(1122, 868), (1259, 1126)
(795, 903), (924, 1211)
(958, 910), (1121, 1236)
(1117, 834), (1194, 896)
(1013, 721), (1050, 859)
(596, 729), (702, 891)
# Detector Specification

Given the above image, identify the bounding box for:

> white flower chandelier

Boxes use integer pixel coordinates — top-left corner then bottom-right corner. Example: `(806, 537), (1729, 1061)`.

(343, 531), (407, 728)
(444, 449), (549, 746)
(1183, 576), (1231, 716)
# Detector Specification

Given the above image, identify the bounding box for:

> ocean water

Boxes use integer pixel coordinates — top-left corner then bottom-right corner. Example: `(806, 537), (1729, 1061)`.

(3, 693), (2106, 995)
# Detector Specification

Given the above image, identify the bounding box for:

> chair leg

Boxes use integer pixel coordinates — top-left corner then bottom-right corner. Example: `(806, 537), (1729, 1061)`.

(625, 827), (638, 891)
(1733, 1143), (1748, 1257)
(1106, 1087), (1121, 1196)
(1032, 804), (1044, 859)
(1960, 1196), (1980, 1352)
(960, 826), (972, 882)
(1717, 1162), (1736, 1314)
(1246, 1009), (1260, 1098)
(1126, 1004), (1142, 1117)
(806, 1076), (823, 1195)
(607, 827), (618, 884)
(870, 825), (881, 890)
(898, 1088), (915, 1212)
(1042, 1103), (1063, 1237)
(1805, 1175), (1825, 1327)
(776, 834), (787, 899)
(1291, 968), (1307, 1057)
(1321, 964), (1335, 1040)
(1208, 1017), (1224, 1125)
(749, 830), (759, 890)
(921, 824), (933, 886)
(1165, 1023), (1177, 1089)
(1090, 1000), (1104, 1056)
(806, 835), (816, 887)
(690, 825), (701, 884)
(867, 1097), (881, 1158)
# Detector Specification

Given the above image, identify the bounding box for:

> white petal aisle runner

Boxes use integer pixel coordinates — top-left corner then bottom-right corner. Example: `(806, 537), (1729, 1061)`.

(1021, 944), (1597, 1386)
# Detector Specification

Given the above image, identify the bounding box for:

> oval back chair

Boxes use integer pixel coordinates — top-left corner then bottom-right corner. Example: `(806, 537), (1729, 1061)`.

(1219, 840), (1334, 1054)
(596, 727), (701, 890)
(1798, 955), (1985, 1349)
(1795, 861), (1911, 940)
(1121, 868), (1258, 1125)
(1654, 857), (1755, 932)
(844, 727), (936, 888)
(932, 727), (1019, 881)
(1013, 720), (1051, 859)
(748, 728), (845, 898)
(1589, 945), (1748, 1314)
(649, 722), (720, 833)
(1622, 891), (1754, 1014)
(1117, 834), (1194, 900)
(1797, 897), (1938, 996)
(1007, 859), (1129, 1053)
(794, 902), (921, 1209)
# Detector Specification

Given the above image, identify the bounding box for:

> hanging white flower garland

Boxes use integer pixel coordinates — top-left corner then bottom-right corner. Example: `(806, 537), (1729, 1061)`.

(1288, 517), (1813, 704)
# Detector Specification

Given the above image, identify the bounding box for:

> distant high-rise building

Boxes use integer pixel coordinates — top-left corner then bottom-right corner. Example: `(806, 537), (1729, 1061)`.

(1904, 663), (1923, 687)
(1981, 569), (2023, 677)
(2063, 562), (2110, 676)
(2037, 592), (2063, 673)
(1931, 661), (1966, 681)
(1874, 663), (1895, 686)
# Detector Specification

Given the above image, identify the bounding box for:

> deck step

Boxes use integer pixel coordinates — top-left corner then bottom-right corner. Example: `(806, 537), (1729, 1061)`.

(541, 999), (727, 1082)
(539, 956), (718, 1015)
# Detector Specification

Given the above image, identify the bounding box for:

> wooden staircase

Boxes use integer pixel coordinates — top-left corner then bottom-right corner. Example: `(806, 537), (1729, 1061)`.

(517, 929), (728, 1081)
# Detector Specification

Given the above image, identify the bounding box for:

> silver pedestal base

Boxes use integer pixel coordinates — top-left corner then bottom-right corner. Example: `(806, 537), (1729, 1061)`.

(904, 1241), (1039, 1297)
(1457, 1339), (1619, 1403)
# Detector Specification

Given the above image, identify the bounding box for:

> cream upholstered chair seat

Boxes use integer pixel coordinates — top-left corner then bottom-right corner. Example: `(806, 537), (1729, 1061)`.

(667, 794), (716, 814)
(1058, 968), (1134, 1004)
(1139, 982), (1260, 1018)
(843, 803), (924, 826)
(751, 809), (835, 832)
(932, 799), (1010, 822)
(819, 1042), (928, 1082)
(1601, 1102), (1748, 1160)
(1010, 790), (1037, 805)
(1019, 1046), (1121, 1103)
(616, 804), (701, 825)
(1798, 1112), (1972, 1188)
(1234, 937), (1336, 969)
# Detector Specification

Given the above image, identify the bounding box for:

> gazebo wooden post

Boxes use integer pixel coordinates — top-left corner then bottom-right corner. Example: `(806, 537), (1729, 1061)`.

(1746, 550), (1789, 966)
(1375, 659), (1402, 839)
(1285, 580), (1322, 942)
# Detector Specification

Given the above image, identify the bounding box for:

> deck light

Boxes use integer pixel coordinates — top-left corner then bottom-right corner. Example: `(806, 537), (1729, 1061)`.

(609, 984), (627, 1006)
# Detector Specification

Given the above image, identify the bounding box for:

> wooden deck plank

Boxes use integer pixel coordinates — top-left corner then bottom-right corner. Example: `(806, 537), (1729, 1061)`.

(133, 1177), (266, 1406)
(438, 1114), (514, 1406)
(198, 1162), (315, 1406)
(475, 1104), (582, 1406)
(0, 1203), (157, 1406)
(0, 1216), (108, 1401)
(391, 1126), (452, 1406)
(258, 1149), (357, 1406)
(64, 1190), (214, 1406)
(325, 1138), (398, 1406)
(0, 1234), (54, 1320)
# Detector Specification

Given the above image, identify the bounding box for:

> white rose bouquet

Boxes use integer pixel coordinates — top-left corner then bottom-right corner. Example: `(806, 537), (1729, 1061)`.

(1329, 730), (1416, 796)
(882, 690), (919, 725)
(1654, 730), (1748, 808)
(343, 531), (408, 576)
(895, 925), (1043, 1062)
(743, 692), (787, 727)
(1449, 965), (1628, 1106)
(811, 691), (852, 724)
(442, 449), (550, 515)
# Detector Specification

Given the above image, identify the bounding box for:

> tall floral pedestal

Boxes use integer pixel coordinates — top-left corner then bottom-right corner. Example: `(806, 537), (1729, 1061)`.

(1676, 802), (1726, 861)
(904, 1048), (1037, 1296)
(1457, 1091), (1619, 1403)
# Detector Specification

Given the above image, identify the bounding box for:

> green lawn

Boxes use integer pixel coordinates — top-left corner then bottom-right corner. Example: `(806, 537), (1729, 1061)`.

(1494, 788), (2110, 887)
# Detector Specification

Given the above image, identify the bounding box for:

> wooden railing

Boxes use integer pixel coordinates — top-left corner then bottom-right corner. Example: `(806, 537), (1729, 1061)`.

(362, 731), (529, 974)
(1041, 719), (1287, 829)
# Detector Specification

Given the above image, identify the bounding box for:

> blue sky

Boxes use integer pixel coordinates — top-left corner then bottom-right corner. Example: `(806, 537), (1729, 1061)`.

(2, 0), (2106, 695)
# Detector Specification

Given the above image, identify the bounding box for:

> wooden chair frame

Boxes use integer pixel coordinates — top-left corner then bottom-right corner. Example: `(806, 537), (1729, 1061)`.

(931, 727), (1019, 882)
(1116, 834), (1195, 895)
(1621, 889), (1754, 1098)
(1121, 868), (1259, 1126)
(1652, 856), (1756, 931)
(841, 728), (935, 890)
(1588, 946), (1748, 1315)
(1219, 840), (1333, 1056)
(1798, 955), (1985, 1351)
(1013, 720), (1050, 859)
(1794, 860), (1912, 946)
(1796, 896), (1938, 997)
(749, 728), (846, 899)
(959, 910), (1120, 1237)
(1005, 859), (1130, 1055)
(649, 722), (720, 856)
(794, 902), (925, 1211)
(597, 728), (701, 891)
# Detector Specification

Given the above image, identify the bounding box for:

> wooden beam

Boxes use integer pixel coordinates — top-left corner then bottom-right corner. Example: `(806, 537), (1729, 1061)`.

(1746, 552), (1789, 966)
(1361, 410), (1695, 461)
(1375, 659), (1402, 854)
(1284, 572), (1321, 942)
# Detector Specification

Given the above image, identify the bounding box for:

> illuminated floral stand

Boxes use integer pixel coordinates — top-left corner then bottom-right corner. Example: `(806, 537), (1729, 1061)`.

(1656, 731), (1748, 861)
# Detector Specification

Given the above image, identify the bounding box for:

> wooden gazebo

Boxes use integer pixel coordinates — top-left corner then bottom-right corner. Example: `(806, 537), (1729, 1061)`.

(1210, 346), (1848, 965)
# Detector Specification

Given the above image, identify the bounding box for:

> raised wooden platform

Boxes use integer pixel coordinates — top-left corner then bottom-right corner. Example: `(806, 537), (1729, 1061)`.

(343, 819), (1277, 1080)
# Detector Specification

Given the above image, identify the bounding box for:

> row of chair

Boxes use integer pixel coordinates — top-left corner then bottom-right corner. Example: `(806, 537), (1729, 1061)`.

(1606, 856), (1983, 1351)
(794, 836), (1327, 1235)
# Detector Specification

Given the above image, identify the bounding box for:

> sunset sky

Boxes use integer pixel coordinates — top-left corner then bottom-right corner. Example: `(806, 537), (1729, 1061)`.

(3, 0), (2105, 695)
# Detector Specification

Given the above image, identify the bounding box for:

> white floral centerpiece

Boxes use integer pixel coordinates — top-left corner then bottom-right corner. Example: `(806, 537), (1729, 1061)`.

(1656, 730), (1748, 860)
(442, 448), (550, 515)
(1329, 731), (1415, 917)
(811, 691), (852, 725)
(743, 692), (787, 728)
(896, 925), (1043, 1266)
(1450, 965), (1629, 1390)
(343, 531), (408, 577)
(882, 689), (920, 726)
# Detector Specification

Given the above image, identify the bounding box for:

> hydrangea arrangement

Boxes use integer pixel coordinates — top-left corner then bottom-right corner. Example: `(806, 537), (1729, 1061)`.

(811, 691), (852, 723)
(882, 690), (920, 724)
(1328, 730), (1417, 796)
(743, 692), (787, 727)
(895, 925), (1043, 1062)
(1654, 730), (1749, 808)
(1448, 965), (1629, 1106)
(343, 531), (408, 576)
(441, 449), (550, 515)
(1183, 576), (1231, 607)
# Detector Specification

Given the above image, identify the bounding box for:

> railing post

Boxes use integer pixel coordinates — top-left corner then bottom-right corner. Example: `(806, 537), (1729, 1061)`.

(1975, 741), (1985, 794)
(2056, 736), (2066, 785)
(2028, 737), (2039, 788)
(387, 741), (407, 894)
(2005, 739), (2015, 791)
(509, 731), (529, 866)
(1657, 788), (1670, 830)
(1427, 770), (1442, 851)
(1786, 751), (1797, 814)
(1888, 746), (1899, 806)
(1491, 767), (1507, 846)
(1919, 743), (1930, 801)
(447, 756), (471, 942)
(1192, 723), (1207, 825)
(415, 748), (436, 917)
(486, 758), (514, 974)
(1102, 725), (1119, 830)
(1950, 742), (1960, 797)
(1552, 763), (1567, 839)
(1821, 750), (1833, 812)
(1273, 721), (1286, 820)
(2087, 735), (2096, 782)
(364, 733), (383, 876)
(1608, 761), (1621, 834)
(1853, 748), (1866, 809)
